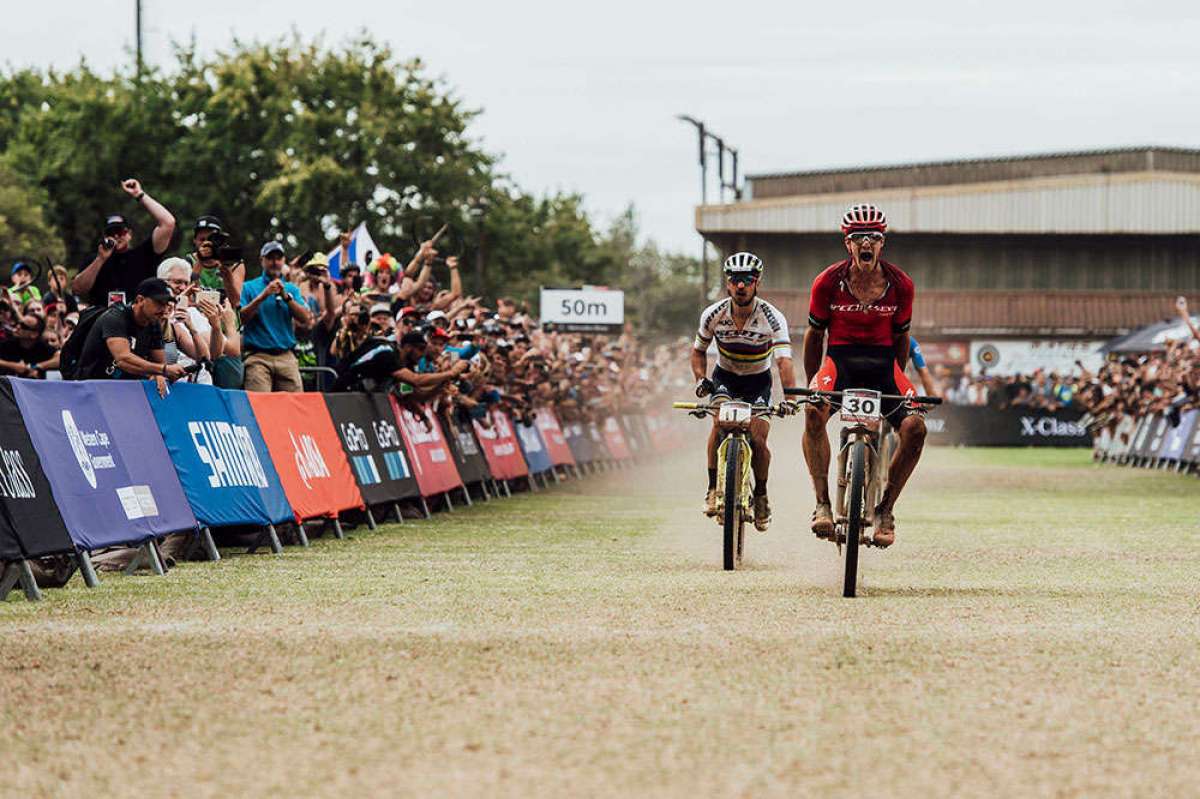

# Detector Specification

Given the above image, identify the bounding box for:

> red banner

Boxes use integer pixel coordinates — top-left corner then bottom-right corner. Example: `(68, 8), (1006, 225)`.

(389, 398), (463, 497)
(535, 406), (576, 467)
(473, 408), (529, 480)
(247, 392), (364, 521)
(646, 413), (682, 453)
(602, 416), (632, 460)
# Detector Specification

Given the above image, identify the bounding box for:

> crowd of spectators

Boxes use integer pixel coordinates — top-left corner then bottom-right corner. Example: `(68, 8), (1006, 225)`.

(0, 178), (684, 429)
(939, 298), (1200, 439)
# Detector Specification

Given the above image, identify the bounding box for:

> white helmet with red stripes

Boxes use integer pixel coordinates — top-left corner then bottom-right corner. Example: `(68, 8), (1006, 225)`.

(840, 203), (887, 234)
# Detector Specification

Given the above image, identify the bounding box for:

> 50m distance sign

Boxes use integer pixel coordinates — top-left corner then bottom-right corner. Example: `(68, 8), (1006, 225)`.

(539, 288), (624, 332)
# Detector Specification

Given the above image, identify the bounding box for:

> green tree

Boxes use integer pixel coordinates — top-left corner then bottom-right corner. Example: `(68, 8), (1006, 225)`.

(0, 160), (65, 267)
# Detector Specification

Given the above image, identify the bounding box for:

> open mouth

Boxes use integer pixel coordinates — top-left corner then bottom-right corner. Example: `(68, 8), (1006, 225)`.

(859, 250), (874, 262)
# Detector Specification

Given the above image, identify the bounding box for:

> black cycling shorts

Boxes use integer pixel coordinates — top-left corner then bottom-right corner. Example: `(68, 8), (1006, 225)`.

(812, 344), (916, 424)
(711, 365), (772, 406)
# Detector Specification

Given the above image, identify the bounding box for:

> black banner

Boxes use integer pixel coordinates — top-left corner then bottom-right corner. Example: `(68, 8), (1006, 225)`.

(0, 380), (75, 558)
(620, 414), (649, 456)
(324, 393), (420, 506)
(588, 421), (614, 461)
(440, 411), (491, 485)
(924, 405), (1092, 447)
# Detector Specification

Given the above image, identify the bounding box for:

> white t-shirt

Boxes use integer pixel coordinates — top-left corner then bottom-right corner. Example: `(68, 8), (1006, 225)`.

(174, 307), (213, 385)
(693, 297), (792, 376)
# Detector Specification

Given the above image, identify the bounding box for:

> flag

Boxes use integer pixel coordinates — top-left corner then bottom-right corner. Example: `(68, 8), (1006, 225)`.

(326, 222), (381, 279)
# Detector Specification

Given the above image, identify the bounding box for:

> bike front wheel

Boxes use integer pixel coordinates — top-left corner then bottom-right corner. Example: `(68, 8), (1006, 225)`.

(722, 435), (745, 571)
(843, 437), (868, 597)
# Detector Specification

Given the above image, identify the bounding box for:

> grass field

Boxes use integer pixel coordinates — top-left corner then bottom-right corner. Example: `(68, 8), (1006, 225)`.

(2, 445), (1198, 797)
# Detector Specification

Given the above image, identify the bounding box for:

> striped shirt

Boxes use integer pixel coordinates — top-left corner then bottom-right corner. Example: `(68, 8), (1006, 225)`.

(694, 298), (793, 376)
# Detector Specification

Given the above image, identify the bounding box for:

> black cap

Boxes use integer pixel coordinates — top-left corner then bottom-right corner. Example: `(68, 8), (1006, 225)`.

(104, 214), (130, 232)
(400, 332), (428, 348)
(134, 277), (174, 303)
(195, 215), (224, 234)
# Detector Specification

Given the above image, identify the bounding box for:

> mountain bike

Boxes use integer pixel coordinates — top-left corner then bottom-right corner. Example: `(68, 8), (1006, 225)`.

(785, 387), (941, 597)
(673, 400), (793, 570)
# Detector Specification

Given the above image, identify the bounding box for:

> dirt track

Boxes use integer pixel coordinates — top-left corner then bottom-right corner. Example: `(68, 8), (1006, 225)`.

(2, 444), (1198, 797)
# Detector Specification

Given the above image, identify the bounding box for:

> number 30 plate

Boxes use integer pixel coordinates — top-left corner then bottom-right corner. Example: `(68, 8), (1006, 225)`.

(840, 389), (882, 430)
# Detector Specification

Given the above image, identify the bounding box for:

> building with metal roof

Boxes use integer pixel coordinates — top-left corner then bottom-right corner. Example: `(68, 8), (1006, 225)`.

(694, 146), (1200, 370)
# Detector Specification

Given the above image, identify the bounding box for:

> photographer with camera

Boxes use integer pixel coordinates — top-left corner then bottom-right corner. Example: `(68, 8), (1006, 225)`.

(71, 179), (177, 305)
(189, 215), (245, 302)
(0, 313), (57, 378)
(294, 252), (340, 390)
(238, 241), (312, 392)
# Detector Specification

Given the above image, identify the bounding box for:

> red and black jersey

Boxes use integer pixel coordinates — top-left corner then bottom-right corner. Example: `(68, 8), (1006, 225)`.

(807, 259), (914, 347)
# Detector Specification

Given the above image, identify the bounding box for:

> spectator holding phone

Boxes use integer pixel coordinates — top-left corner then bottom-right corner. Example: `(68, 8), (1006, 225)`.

(71, 179), (177, 305)
(0, 314), (57, 377)
(7, 262), (42, 306)
(239, 241), (312, 392)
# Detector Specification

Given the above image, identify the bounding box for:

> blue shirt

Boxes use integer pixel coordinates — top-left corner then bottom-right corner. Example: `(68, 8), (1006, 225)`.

(445, 343), (479, 361)
(240, 275), (305, 352)
(909, 337), (927, 370)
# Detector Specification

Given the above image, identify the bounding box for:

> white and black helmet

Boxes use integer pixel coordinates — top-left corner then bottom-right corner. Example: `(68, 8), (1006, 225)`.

(722, 251), (763, 277)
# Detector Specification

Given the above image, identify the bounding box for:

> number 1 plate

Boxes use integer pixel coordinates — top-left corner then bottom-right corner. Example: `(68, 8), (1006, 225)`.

(840, 389), (882, 430)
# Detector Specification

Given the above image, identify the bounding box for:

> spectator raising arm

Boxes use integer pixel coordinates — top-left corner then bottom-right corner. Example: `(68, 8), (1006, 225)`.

(1177, 297), (1200, 342)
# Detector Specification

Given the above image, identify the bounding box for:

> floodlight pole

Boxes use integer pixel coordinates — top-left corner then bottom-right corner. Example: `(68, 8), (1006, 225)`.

(678, 115), (743, 303)
(135, 0), (144, 77)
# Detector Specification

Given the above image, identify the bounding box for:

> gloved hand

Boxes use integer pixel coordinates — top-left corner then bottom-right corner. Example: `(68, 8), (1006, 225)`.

(695, 377), (715, 398)
(778, 399), (800, 417)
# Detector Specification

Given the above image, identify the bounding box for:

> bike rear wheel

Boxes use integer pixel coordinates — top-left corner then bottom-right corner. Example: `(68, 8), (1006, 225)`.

(844, 438), (867, 597)
(722, 436), (744, 571)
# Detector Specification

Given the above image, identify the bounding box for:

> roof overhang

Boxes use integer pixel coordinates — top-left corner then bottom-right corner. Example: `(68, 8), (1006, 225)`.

(697, 171), (1200, 236)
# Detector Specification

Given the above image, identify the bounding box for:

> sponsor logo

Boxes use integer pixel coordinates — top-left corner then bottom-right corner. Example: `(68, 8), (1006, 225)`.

(456, 431), (480, 456)
(517, 424), (544, 452)
(189, 421), (270, 489)
(62, 410), (114, 489)
(0, 448), (36, 499)
(830, 303), (898, 314)
(351, 454), (382, 486)
(290, 431), (331, 489)
(340, 422), (370, 453)
(373, 419), (403, 450)
(1019, 416), (1087, 438)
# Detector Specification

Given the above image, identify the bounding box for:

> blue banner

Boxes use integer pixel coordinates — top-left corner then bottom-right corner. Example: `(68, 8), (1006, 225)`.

(142, 382), (294, 527)
(515, 419), (553, 475)
(11, 379), (197, 551)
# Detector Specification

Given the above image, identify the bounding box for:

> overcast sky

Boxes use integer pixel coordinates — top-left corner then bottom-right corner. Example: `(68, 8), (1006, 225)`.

(7, 1), (1200, 252)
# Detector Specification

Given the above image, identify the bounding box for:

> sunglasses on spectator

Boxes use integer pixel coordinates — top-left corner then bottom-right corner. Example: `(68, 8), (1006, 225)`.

(848, 232), (885, 243)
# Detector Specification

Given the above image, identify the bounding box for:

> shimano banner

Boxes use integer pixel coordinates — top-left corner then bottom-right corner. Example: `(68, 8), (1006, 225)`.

(11, 379), (196, 551)
(473, 408), (529, 481)
(924, 406), (1092, 447)
(0, 380), (73, 559)
(142, 382), (293, 527)
(390, 398), (464, 498)
(324, 393), (420, 506)
(248, 392), (364, 521)
(515, 418), (553, 475)
(441, 412), (491, 486)
(534, 407), (576, 467)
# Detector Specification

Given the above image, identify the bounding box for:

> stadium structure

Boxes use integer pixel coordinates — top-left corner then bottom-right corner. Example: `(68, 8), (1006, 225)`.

(695, 146), (1200, 372)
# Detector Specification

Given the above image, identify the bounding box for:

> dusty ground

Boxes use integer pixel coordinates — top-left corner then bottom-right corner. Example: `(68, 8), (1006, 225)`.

(2, 443), (1198, 798)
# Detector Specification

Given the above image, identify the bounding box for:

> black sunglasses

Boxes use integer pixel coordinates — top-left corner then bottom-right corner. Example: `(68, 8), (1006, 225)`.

(726, 273), (758, 286)
(848, 232), (885, 243)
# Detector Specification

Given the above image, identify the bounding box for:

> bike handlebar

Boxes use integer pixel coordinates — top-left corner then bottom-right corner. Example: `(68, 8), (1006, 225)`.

(672, 400), (793, 418)
(783, 387), (943, 406)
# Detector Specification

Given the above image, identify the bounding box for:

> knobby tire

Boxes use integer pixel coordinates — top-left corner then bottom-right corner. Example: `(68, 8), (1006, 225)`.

(844, 438), (867, 598)
(723, 436), (743, 571)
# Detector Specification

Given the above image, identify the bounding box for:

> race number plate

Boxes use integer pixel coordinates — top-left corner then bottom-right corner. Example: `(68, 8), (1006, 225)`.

(718, 401), (753, 426)
(840, 389), (882, 430)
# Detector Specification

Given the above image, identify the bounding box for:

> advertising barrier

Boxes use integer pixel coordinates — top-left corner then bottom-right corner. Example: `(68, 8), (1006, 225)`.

(515, 418), (553, 475)
(588, 421), (614, 462)
(391, 398), (464, 497)
(602, 417), (633, 460)
(1159, 410), (1196, 462)
(474, 408), (529, 481)
(563, 420), (595, 466)
(248, 392), (364, 521)
(143, 382), (293, 527)
(924, 406), (1091, 448)
(11, 379), (197, 551)
(441, 412), (491, 486)
(534, 407), (576, 467)
(0, 380), (74, 559)
(325, 393), (420, 506)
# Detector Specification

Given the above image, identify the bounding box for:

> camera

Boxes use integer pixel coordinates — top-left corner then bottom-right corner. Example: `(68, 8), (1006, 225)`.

(355, 309), (370, 326)
(217, 245), (243, 264)
(304, 264), (327, 277)
(102, 236), (117, 251)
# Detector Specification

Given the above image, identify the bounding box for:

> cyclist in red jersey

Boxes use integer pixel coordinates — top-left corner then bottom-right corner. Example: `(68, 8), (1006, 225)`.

(801, 203), (927, 547)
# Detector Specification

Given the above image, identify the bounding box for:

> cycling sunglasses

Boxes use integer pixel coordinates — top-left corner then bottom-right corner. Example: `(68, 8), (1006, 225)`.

(726, 273), (758, 286)
(847, 231), (885, 243)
